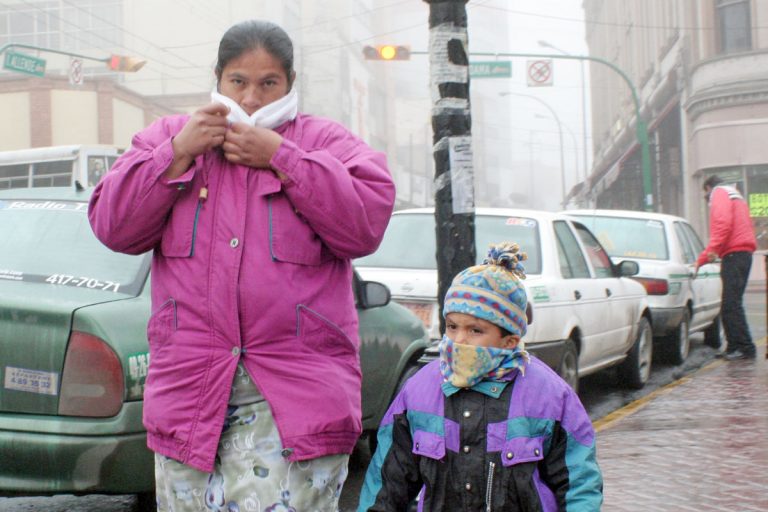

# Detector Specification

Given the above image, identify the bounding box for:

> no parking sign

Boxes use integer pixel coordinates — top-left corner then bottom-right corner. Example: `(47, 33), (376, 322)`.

(527, 59), (553, 87)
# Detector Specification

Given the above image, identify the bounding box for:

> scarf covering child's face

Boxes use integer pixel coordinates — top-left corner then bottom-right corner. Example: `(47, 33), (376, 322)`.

(445, 312), (519, 349)
(218, 47), (292, 116)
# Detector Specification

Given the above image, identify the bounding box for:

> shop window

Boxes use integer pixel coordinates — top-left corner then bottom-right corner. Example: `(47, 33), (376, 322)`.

(747, 165), (768, 250)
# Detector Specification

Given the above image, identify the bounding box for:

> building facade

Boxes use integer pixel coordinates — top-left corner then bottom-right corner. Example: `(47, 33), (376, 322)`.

(0, 0), (383, 152)
(0, 0), (518, 211)
(582, 0), (768, 249)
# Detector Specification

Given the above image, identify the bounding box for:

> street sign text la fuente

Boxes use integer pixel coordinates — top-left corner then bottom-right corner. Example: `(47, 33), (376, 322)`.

(3, 51), (46, 77)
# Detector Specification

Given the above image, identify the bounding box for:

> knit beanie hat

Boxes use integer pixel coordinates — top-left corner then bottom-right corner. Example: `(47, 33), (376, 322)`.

(443, 242), (528, 337)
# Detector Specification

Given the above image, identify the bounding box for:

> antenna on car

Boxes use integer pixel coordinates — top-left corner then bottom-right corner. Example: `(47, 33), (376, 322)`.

(74, 180), (85, 192)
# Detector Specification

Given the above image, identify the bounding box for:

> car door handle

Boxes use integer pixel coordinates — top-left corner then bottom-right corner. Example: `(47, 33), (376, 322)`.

(605, 288), (612, 297)
(574, 290), (582, 300)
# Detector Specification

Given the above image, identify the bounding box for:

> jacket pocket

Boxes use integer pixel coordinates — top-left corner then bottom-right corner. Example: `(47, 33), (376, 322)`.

(268, 195), (324, 266)
(412, 429), (445, 460)
(160, 190), (203, 258)
(146, 298), (177, 349)
(500, 436), (545, 467)
(297, 305), (357, 358)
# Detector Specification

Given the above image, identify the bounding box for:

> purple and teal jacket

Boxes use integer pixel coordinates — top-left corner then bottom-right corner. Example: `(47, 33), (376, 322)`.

(358, 357), (603, 511)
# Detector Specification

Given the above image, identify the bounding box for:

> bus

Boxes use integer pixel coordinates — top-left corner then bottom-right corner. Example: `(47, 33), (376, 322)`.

(0, 145), (124, 190)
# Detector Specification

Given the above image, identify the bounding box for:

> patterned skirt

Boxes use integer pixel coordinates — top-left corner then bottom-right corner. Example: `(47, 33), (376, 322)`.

(154, 363), (350, 512)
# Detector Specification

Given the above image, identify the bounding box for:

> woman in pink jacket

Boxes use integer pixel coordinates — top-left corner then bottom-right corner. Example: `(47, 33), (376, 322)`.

(89, 19), (395, 511)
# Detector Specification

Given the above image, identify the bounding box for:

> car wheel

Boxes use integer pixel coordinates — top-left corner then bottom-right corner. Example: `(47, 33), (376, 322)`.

(664, 309), (690, 365)
(558, 338), (579, 393)
(619, 317), (652, 389)
(703, 314), (724, 350)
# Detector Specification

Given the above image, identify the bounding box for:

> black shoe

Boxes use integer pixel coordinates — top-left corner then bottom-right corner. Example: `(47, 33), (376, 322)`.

(724, 350), (756, 361)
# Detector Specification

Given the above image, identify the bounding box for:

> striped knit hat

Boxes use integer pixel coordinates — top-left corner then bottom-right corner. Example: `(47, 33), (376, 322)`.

(443, 242), (528, 337)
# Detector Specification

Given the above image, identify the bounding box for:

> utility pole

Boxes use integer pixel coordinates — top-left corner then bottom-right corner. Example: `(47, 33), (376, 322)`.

(423, 0), (476, 334)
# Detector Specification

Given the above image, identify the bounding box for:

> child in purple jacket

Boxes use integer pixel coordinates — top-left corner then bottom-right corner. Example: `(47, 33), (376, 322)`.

(358, 242), (603, 511)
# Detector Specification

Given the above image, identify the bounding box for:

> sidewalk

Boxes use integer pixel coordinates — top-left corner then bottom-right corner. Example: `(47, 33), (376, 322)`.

(594, 342), (768, 511)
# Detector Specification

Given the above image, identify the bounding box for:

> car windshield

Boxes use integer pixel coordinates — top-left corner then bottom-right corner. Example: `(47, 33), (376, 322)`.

(356, 213), (542, 274)
(0, 199), (148, 296)
(573, 215), (669, 260)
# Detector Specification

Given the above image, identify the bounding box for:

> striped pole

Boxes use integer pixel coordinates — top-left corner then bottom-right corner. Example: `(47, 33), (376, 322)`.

(423, 0), (476, 335)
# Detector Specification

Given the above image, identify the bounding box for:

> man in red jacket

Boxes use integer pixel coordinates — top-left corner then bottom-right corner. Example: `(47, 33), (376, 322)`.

(696, 175), (757, 360)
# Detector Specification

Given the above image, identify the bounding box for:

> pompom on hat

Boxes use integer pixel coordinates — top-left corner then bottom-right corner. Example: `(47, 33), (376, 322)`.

(443, 242), (528, 337)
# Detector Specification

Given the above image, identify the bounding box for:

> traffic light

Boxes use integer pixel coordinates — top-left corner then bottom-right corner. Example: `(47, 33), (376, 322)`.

(107, 55), (146, 72)
(362, 45), (411, 61)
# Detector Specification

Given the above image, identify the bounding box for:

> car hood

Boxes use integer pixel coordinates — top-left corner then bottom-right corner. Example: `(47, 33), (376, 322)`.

(0, 281), (132, 415)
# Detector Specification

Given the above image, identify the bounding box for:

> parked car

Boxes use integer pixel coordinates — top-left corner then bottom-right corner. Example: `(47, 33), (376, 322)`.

(0, 187), (429, 509)
(565, 209), (723, 364)
(355, 207), (654, 393)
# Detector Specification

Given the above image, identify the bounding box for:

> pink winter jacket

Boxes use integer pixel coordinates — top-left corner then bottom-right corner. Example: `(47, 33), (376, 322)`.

(88, 113), (395, 472)
(697, 185), (756, 267)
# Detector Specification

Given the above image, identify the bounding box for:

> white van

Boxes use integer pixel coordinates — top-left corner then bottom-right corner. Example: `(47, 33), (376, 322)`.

(0, 145), (123, 190)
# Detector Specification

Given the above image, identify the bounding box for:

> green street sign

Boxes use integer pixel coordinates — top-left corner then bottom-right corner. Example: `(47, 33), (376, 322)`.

(469, 61), (511, 78)
(3, 51), (46, 77)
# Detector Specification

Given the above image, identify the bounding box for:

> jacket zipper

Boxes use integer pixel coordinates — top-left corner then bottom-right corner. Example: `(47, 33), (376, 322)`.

(485, 461), (495, 512)
(267, 195), (277, 261)
(189, 189), (206, 257)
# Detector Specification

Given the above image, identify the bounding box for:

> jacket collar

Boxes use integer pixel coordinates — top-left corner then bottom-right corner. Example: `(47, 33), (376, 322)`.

(441, 373), (517, 398)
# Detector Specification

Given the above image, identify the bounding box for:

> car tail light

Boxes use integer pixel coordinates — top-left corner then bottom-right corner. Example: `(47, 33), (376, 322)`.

(634, 277), (669, 295)
(58, 331), (124, 417)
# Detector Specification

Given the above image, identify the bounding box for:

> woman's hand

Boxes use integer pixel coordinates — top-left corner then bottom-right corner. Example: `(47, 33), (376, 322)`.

(222, 123), (286, 178)
(165, 103), (229, 179)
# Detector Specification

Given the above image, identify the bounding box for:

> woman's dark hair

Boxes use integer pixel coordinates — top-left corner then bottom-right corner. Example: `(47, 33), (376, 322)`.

(215, 20), (294, 84)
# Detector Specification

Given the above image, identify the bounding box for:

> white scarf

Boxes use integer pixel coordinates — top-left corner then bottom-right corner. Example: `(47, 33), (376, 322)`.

(210, 88), (298, 129)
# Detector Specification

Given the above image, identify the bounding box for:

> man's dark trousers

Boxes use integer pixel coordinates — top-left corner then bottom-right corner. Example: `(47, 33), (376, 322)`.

(720, 251), (755, 356)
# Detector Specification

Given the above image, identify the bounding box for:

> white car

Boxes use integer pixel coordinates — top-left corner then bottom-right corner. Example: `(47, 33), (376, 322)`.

(355, 208), (653, 391)
(566, 209), (723, 364)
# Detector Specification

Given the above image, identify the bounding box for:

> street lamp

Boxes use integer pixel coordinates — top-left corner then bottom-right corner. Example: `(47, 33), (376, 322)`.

(538, 40), (588, 183)
(474, 50), (652, 211)
(500, 91), (566, 208)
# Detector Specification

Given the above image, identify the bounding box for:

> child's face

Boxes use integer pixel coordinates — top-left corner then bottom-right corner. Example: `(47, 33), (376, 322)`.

(445, 312), (520, 349)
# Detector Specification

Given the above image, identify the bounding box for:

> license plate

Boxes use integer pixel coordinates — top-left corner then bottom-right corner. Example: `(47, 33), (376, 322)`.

(4, 366), (59, 395)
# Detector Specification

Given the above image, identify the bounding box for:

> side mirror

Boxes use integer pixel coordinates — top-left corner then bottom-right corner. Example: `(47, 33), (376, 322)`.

(358, 281), (391, 309)
(617, 260), (640, 277)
